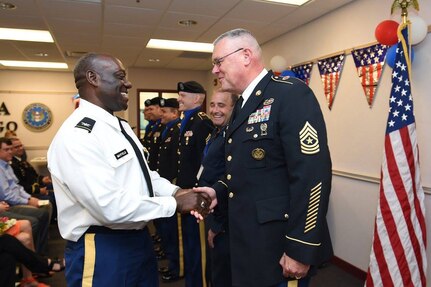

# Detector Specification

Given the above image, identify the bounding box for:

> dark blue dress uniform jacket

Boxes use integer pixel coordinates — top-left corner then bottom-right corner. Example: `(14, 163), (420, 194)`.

(157, 120), (181, 182)
(213, 71), (333, 287)
(144, 121), (164, 171)
(176, 110), (214, 188)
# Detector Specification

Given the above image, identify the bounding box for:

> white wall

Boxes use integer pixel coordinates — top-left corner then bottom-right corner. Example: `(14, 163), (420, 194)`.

(261, 0), (431, 281)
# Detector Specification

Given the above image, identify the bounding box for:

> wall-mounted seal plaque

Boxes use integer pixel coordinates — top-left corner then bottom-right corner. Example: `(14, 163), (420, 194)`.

(22, 103), (53, 132)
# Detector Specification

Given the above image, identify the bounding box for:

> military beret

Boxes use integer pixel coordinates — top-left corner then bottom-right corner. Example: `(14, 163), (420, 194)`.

(177, 81), (206, 94)
(144, 97), (163, 107)
(160, 98), (179, 109)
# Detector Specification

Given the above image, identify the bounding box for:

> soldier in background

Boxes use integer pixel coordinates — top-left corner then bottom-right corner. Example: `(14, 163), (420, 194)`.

(142, 97), (164, 171)
(199, 90), (237, 287)
(155, 98), (184, 282)
(176, 81), (214, 287)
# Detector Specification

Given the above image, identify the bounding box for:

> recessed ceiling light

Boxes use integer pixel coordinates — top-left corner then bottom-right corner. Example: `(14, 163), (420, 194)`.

(254, 0), (311, 6)
(148, 58), (160, 62)
(0, 60), (68, 69)
(0, 28), (54, 42)
(147, 39), (213, 53)
(0, 2), (16, 10)
(34, 52), (49, 57)
(178, 20), (197, 27)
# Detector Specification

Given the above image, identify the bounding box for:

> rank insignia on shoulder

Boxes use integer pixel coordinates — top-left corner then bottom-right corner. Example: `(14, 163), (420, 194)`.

(198, 112), (209, 120)
(299, 121), (320, 155)
(75, 117), (96, 133)
(271, 75), (293, 84)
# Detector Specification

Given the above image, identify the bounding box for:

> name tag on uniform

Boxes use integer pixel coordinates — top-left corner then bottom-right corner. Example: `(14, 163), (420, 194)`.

(115, 149), (128, 159)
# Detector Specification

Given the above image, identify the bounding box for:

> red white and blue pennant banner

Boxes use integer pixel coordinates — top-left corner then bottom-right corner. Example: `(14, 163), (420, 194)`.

(352, 43), (389, 108)
(291, 62), (313, 85)
(317, 53), (345, 110)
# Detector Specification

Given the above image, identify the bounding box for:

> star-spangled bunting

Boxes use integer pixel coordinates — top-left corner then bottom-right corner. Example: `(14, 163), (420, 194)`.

(291, 62), (313, 85)
(352, 43), (389, 108)
(365, 22), (427, 287)
(317, 53), (345, 109)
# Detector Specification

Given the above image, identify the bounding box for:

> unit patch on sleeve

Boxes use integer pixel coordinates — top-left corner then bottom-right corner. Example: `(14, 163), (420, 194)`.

(299, 121), (319, 154)
(75, 117), (96, 133)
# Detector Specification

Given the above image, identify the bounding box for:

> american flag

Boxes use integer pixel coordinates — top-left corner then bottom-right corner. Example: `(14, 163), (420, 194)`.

(352, 43), (389, 108)
(291, 62), (313, 85)
(365, 23), (427, 287)
(317, 53), (345, 109)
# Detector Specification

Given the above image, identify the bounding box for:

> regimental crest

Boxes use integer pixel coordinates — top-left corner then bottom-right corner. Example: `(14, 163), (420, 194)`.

(299, 121), (320, 155)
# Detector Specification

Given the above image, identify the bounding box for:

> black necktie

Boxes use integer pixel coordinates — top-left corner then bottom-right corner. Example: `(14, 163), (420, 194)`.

(118, 118), (154, 197)
(232, 95), (244, 122)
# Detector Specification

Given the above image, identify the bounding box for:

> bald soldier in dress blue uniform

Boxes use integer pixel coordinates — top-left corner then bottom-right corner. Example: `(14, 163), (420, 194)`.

(196, 29), (333, 287)
(176, 81), (214, 287)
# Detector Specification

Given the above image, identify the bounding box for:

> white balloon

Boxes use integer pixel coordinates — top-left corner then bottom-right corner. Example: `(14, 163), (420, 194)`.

(270, 55), (287, 72)
(409, 15), (428, 45)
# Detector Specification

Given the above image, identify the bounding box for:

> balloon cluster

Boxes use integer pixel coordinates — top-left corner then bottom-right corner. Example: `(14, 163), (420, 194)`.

(375, 14), (427, 68)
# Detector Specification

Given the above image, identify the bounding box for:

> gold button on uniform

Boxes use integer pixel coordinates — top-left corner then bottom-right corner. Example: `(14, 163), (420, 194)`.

(229, 192), (234, 198)
(227, 174), (232, 180)
(284, 214), (289, 219)
(228, 138), (232, 144)
(227, 155), (232, 161)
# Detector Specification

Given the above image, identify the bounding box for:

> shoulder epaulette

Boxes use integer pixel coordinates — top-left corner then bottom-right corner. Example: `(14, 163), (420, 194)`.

(271, 75), (293, 85)
(75, 117), (96, 133)
(198, 111), (209, 120)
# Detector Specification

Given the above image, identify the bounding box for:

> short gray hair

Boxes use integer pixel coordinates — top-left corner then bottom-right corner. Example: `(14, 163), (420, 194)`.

(213, 28), (261, 56)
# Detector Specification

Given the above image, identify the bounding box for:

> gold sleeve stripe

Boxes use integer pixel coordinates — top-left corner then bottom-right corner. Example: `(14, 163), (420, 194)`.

(306, 205), (319, 218)
(285, 235), (321, 246)
(217, 180), (228, 188)
(304, 182), (322, 234)
(309, 195), (320, 207)
(311, 182), (322, 192)
(304, 224), (316, 233)
(305, 215), (318, 227)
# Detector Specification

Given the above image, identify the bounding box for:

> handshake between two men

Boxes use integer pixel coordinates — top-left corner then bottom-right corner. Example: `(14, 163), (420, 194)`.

(173, 187), (217, 220)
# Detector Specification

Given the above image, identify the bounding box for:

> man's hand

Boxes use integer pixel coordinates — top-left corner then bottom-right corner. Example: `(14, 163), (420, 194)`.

(279, 253), (310, 280)
(28, 197), (40, 208)
(174, 189), (211, 218)
(193, 186), (217, 209)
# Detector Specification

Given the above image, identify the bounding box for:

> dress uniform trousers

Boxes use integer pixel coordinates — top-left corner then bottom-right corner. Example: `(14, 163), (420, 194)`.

(65, 227), (158, 287)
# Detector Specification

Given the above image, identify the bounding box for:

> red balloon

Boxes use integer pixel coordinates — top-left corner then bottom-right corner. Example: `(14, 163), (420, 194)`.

(375, 20), (399, 45)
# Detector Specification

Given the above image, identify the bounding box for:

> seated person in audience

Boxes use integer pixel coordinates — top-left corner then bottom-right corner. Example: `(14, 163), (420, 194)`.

(1, 217), (64, 286)
(10, 138), (57, 221)
(0, 233), (65, 287)
(0, 138), (51, 254)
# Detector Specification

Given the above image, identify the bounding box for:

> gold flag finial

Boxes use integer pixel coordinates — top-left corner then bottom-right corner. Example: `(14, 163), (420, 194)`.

(391, 0), (420, 19)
